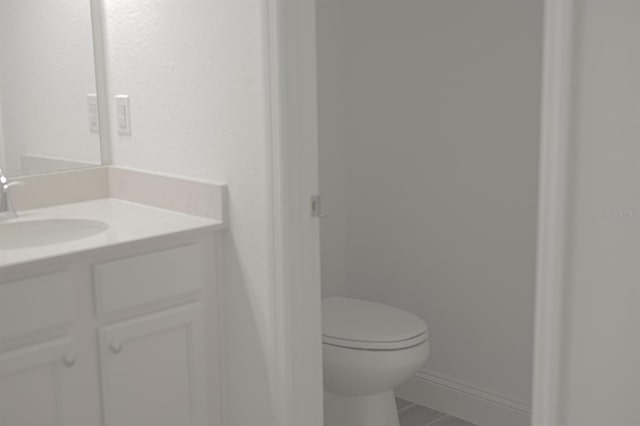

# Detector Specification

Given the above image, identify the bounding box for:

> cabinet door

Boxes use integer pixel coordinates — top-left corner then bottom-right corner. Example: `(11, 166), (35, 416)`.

(98, 303), (206, 426)
(0, 338), (77, 426)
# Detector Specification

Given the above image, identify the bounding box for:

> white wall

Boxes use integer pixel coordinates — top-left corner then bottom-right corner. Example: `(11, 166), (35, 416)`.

(0, 0), (100, 176)
(560, 2), (640, 425)
(103, 1), (276, 425)
(318, 0), (544, 421)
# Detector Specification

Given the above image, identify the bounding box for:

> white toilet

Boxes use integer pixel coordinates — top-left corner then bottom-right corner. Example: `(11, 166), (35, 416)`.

(322, 297), (429, 426)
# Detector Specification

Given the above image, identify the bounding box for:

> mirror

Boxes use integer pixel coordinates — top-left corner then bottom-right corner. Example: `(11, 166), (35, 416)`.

(0, 0), (107, 178)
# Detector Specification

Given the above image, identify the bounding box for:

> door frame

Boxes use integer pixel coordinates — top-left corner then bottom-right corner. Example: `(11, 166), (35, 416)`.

(267, 0), (575, 425)
(531, 1), (573, 425)
(266, 1), (324, 426)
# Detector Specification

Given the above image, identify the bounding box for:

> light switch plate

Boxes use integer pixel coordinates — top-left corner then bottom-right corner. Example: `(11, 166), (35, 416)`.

(116, 95), (131, 136)
(88, 94), (99, 133)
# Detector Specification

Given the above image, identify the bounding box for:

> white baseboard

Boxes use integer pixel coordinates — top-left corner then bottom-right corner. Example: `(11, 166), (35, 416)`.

(396, 369), (531, 426)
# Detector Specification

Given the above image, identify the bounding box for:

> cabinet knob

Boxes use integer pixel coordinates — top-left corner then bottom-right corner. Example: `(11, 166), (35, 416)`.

(110, 342), (123, 354)
(63, 354), (77, 367)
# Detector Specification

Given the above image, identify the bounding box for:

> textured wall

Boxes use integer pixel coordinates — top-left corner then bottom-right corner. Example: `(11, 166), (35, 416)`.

(103, 1), (276, 425)
(0, 0), (100, 176)
(561, 2), (640, 425)
(317, 0), (543, 407)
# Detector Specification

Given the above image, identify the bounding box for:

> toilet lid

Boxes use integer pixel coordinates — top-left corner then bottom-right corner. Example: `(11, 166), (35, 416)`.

(322, 297), (428, 350)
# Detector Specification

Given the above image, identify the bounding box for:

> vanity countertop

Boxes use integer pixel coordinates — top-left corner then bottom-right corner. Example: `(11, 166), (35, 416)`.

(0, 198), (224, 270)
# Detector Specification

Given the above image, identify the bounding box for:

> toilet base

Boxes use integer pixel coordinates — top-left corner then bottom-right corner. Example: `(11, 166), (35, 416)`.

(324, 389), (399, 426)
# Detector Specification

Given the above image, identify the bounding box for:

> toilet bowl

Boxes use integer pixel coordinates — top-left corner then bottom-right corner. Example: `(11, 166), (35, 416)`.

(322, 297), (429, 426)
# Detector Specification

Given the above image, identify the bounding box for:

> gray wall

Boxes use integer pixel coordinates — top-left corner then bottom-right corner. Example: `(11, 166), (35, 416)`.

(318, 0), (544, 412)
(318, 0), (349, 299)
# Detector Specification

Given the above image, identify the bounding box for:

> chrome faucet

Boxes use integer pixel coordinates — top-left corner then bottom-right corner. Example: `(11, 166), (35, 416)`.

(0, 168), (25, 221)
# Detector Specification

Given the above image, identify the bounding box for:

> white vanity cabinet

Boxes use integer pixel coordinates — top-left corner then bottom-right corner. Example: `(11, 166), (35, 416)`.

(0, 234), (221, 426)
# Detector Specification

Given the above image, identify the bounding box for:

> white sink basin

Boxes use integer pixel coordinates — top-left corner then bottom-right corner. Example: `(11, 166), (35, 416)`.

(0, 218), (109, 249)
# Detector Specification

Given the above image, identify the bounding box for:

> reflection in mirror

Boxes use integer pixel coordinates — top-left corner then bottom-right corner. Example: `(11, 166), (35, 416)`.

(0, 0), (102, 178)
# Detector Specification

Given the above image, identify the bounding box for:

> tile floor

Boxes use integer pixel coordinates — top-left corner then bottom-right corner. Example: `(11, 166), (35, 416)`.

(397, 398), (478, 426)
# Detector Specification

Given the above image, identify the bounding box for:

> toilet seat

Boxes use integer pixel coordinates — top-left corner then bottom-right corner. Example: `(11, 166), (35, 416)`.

(322, 297), (428, 351)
